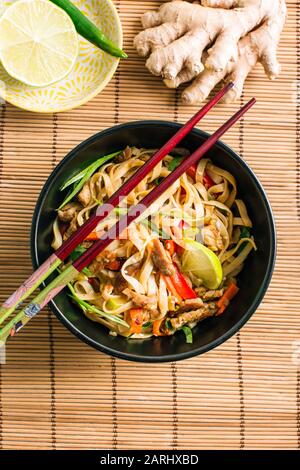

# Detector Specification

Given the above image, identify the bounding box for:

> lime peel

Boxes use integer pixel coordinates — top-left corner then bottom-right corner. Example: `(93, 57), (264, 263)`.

(181, 238), (223, 290)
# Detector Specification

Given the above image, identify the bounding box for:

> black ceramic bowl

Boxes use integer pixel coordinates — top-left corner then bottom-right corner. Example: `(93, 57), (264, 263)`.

(31, 121), (276, 362)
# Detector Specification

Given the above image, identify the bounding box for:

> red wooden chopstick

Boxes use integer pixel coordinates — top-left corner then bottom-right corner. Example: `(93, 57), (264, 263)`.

(0, 96), (255, 342)
(75, 98), (256, 270)
(0, 82), (233, 323)
(57, 82), (234, 257)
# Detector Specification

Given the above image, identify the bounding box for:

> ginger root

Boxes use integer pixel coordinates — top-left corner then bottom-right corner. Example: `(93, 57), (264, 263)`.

(134, 0), (286, 104)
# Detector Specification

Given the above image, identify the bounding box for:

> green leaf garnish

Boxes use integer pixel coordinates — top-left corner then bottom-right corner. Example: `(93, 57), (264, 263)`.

(180, 325), (193, 344)
(68, 245), (93, 276)
(165, 319), (173, 331)
(142, 321), (152, 329)
(153, 177), (164, 186)
(237, 227), (251, 255)
(67, 283), (129, 328)
(167, 156), (184, 172)
(58, 150), (123, 209)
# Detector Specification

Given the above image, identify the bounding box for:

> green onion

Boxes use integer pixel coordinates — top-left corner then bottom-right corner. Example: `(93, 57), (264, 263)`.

(165, 319), (174, 331)
(114, 207), (128, 216)
(180, 325), (193, 344)
(49, 0), (127, 59)
(67, 283), (129, 327)
(141, 219), (169, 240)
(114, 206), (169, 239)
(237, 227), (251, 255)
(167, 156), (184, 172)
(58, 150), (122, 209)
(68, 245), (93, 276)
(153, 177), (164, 186)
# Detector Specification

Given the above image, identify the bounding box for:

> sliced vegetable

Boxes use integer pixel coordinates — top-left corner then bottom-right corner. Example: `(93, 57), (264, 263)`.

(68, 245), (93, 276)
(167, 156), (183, 172)
(49, 0), (127, 58)
(169, 263), (197, 300)
(165, 239), (176, 256)
(59, 150), (122, 209)
(163, 262), (197, 301)
(129, 308), (144, 334)
(186, 164), (215, 189)
(186, 164), (197, 180)
(106, 296), (127, 310)
(216, 282), (239, 315)
(67, 283), (129, 327)
(163, 274), (182, 303)
(180, 325), (193, 344)
(142, 321), (152, 329)
(141, 219), (169, 239)
(165, 319), (174, 331)
(153, 318), (164, 336)
(203, 172), (215, 188)
(153, 177), (164, 186)
(84, 230), (101, 241)
(107, 260), (121, 271)
(237, 227), (251, 255)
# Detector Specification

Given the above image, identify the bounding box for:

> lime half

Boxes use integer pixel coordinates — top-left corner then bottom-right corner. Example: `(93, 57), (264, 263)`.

(181, 239), (223, 289)
(0, 0), (79, 87)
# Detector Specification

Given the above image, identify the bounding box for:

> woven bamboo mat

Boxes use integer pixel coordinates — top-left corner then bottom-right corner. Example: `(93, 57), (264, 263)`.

(0, 0), (299, 450)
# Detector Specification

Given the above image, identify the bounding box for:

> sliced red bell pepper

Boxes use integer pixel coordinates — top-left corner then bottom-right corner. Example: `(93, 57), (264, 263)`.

(203, 172), (215, 188)
(186, 163), (215, 189)
(164, 263), (197, 300)
(163, 274), (183, 303)
(186, 164), (197, 180)
(170, 264), (197, 300)
(165, 240), (176, 256)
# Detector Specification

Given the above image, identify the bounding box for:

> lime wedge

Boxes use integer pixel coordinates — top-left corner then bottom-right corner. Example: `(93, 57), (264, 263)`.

(0, 0), (78, 87)
(181, 239), (223, 290)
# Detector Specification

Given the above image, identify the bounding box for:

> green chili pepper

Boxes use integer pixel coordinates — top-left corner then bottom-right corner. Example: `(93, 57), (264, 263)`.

(49, 0), (127, 58)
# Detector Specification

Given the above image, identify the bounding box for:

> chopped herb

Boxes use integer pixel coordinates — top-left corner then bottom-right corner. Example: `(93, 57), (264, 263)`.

(153, 177), (164, 186)
(167, 156), (184, 172)
(58, 150), (123, 209)
(165, 319), (173, 331)
(180, 325), (193, 344)
(140, 219), (169, 240)
(114, 207), (128, 216)
(68, 245), (93, 276)
(237, 227), (251, 255)
(240, 227), (251, 239)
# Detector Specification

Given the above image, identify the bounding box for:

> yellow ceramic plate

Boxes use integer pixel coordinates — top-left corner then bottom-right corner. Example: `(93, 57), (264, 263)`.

(0, 0), (122, 112)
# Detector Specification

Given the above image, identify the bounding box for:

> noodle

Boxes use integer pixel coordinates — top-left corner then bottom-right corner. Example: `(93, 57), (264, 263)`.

(53, 147), (256, 340)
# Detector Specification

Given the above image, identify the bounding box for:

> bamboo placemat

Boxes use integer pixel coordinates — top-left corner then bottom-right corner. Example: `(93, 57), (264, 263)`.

(0, 0), (299, 450)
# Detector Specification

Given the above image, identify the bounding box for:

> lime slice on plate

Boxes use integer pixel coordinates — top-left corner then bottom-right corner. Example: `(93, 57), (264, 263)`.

(0, 0), (79, 87)
(181, 238), (223, 290)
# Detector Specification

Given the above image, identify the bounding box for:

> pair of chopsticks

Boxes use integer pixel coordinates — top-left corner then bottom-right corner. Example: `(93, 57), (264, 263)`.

(0, 82), (255, 343)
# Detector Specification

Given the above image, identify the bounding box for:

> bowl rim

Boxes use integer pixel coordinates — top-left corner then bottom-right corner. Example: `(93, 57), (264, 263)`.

(31, 120), (276, 362)
(0, 0), (123, 113)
